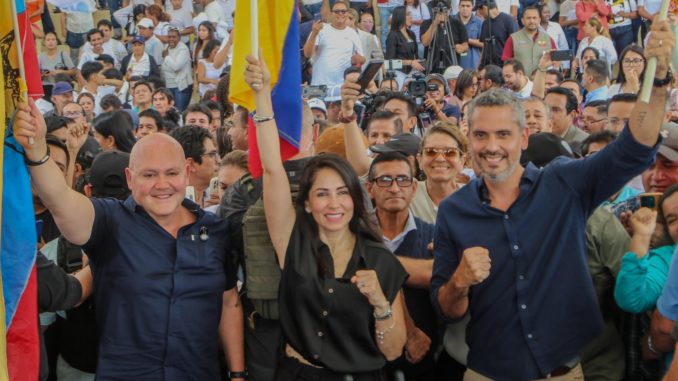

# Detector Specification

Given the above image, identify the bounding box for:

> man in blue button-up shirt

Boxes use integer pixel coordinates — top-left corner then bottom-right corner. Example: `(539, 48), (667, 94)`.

(430, 21), (674, 380)
(12, 116), (245, 380)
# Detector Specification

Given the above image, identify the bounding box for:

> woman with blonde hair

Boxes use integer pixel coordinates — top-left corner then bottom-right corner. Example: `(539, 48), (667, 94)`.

(575, 16), (617, 77)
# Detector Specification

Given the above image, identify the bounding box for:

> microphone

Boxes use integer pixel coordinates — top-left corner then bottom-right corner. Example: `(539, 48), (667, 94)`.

(199, 226), (209, 241)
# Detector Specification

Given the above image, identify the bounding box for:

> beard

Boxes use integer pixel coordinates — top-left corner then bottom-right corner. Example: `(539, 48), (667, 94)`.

(475, 149), (521, 183)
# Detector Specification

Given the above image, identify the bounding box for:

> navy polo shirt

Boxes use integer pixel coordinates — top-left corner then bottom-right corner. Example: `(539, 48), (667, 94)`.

(83, 197), (236, 380)
(431, 127), (658, 380)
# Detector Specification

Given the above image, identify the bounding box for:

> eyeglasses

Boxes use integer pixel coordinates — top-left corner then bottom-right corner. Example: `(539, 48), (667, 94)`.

(202, 151), (219, 160)
(63, 111), (83, 118)
(372, 175), (413, 188)
(583, 117), (607, 125)
(333, 9), (348, 14)
(623, 58), (644, 64)
(422, 147), (461, 159)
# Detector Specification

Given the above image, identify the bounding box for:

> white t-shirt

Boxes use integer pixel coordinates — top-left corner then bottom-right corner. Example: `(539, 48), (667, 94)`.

(310, 24), (363, 86)
(576, 35), (618, 76)
(165, 0), (192, 12)
(168, 7), (194, 43)
(127, 53), (151, 77)
(516, 80), (534, 99)
(407, 3), (431, 42)
(495, 0), (519, 15)
(64, 0), (95, 33)
(154, 21), (172, 39)
(205, 1), (226, 24)
(81, 40), (126, 66)
(145, 35), (165, 65)
(560, 0), (578, 21)
(78, 50), (101, 69)
(637, 0), (662, 14)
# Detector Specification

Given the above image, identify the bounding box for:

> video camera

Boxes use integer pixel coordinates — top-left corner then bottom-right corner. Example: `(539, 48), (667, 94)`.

(407, 73), (428, 98)
(432, 0), (449, 13)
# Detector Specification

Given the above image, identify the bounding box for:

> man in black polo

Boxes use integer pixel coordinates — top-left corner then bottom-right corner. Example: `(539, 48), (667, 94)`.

(14, 103), (245, 381)
(420, 1), (469, 74)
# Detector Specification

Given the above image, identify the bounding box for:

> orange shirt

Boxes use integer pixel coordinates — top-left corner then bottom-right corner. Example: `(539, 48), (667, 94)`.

(26, 0), (44, 24)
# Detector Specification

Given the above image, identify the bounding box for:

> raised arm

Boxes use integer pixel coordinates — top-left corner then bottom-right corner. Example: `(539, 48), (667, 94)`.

(14, 100), (94, 246)
(243, 54), (296, 268)
(341, 74), (372, 176)
(629, 20), (674, 147)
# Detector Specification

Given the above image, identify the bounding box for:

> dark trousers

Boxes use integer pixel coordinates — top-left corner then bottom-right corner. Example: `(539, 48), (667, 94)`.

(275, 356), (385, 381)
(610, 24), (635, 57)
(170, 85), (193, 112)
(245, 312), (283, 381)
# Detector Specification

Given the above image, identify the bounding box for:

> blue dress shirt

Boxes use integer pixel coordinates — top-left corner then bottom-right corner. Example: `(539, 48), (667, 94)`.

(83, 197), (237, 380)
(431, 126), (658, 380)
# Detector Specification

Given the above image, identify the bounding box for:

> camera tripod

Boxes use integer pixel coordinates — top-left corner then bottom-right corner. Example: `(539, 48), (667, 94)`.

(425, 10), (459, 73)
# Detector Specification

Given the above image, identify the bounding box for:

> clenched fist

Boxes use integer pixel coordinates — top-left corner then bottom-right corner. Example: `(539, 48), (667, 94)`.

(454, 247), (491, 288)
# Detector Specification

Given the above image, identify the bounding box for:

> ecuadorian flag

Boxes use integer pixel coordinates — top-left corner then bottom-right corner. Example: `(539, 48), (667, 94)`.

(0, 0), (43, 379)
(229, 0), (302, 178)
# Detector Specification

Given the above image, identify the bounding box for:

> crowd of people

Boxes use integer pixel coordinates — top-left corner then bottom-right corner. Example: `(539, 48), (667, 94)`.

(18, 0), (678, 380)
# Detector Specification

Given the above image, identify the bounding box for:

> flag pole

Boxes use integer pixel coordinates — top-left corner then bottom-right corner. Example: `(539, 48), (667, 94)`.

(639, 0), (671, 103)
(251, 0), (258, 57)
(9, 0), (33, 144)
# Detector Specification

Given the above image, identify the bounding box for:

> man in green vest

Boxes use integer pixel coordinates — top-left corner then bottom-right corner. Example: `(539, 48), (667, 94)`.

(501, 5), (556, 77)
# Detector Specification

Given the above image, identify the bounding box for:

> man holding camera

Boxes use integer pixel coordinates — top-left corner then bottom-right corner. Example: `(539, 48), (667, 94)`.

(420, 1), (468, 74)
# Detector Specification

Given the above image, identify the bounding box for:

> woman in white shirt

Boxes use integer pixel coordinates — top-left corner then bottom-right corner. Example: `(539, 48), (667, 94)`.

(197, 40), (226, 97)
(145, 4), (172, 44)
(575, 16), (617, 78)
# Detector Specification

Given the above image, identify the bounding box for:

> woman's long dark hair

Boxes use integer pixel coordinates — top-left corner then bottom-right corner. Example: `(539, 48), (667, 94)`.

(454, 69), (478, 99)
(295, 154), (382, 275)
(194, 21), (216, 64)
(93, 111), (137, 153)
(616, 44), (645, 86)
(390, 6), (408, 33)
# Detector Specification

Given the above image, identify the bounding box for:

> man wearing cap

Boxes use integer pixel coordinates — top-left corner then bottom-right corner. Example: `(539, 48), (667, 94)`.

(369, 134), (422, 171)
(137, 18), (164, 65)
(14, 100), (246, 380)
(443, 65), (463, 101)
(477, 0), (518, 67)
(456, 0), (484, 70)
(307, 98), (328, 121)
(45, 82), (75, 118)
(425, 74), (460, 124)
(121, 36), (162, 80)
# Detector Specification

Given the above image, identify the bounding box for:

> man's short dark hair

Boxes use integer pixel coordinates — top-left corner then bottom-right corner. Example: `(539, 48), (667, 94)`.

(97, 19), (113, 29)
(581, 130), (617, 156)
(200, 100), (222, 123)
(183, 103), (214, 124)
(86, 28), (103, 42)
(133, 80), (153, 93)
(368, 110), (403, 134)
(585, 99), (608, 115)
(169, 125), (213, 164)
(367, 151), (413, 181)
(610, 93), (638, 104)
(46, 134), (71, 165)
(585, 59), (609, 84)
(383, 92), (417, 117)
(522, 5), (540, 16)
(483, 65), (504, 86)
(96, 54), (115, 66)
(81, 61), (104, 81)
(100, 94), (122, 111)
(459, 0), (473, 4)
(546, 87), (579, 115)
(102, 67), (123, 80)
(504, 59), (525, 75)
(545, 69), (563, 84)
(139, 109), (165, 132)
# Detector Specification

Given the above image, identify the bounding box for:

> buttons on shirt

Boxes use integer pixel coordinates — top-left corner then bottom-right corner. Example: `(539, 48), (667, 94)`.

(504, 215), (509, 220)
(328, 288), (334, 294)
(317, 331), (324, 337)
(527, 333), (533, 339)
(322, 310), (328, 317)
(513, 244), (519, 250)
(519, 274), (525, 280)
(313, 354), (320, 360)
(521, 304), (527, 310)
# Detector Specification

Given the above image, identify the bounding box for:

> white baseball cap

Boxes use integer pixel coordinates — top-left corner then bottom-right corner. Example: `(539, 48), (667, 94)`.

(443, 65), (464, 81)
(137, 18), (155, 29)
(307, 98), (327, 115)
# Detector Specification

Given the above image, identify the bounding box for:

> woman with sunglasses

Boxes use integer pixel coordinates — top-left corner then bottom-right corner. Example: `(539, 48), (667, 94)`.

(244, 53), (407, 380)
(411, 123), (468, 224)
